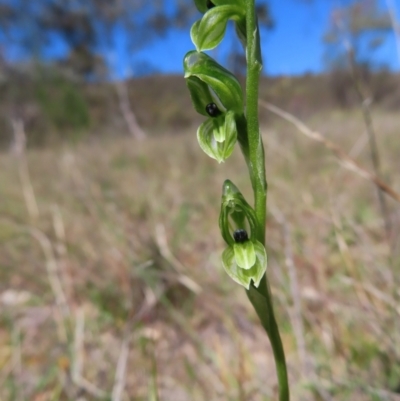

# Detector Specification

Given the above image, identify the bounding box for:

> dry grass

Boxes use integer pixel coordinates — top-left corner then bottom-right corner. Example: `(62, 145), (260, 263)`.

(0, 109), (400, 401)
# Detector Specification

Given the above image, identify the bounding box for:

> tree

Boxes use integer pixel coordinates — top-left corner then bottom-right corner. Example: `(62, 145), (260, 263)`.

(323, 0), (393, 104)
(323, 0), (394, 243)
(0, 0), (149, 77)
(0, 0), (186, 139)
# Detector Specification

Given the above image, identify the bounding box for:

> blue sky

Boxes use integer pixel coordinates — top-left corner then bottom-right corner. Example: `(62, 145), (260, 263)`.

(2, 0), (399, 77)
(128, 0), (400, 76)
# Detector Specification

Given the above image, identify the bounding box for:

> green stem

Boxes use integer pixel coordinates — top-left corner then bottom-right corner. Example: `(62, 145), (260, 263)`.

(244, 1), (290, 400)
(245, 0), (266, 243)
(247, 279), (290, 401)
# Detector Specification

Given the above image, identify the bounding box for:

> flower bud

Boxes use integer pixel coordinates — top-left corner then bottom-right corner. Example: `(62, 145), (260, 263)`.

(191, 5), (245, 51)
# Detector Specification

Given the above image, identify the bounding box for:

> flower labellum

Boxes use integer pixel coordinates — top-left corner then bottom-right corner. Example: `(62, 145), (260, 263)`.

(222, 239), (267, 289)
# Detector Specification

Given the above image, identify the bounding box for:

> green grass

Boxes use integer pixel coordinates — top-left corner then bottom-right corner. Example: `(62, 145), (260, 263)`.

(0, 109), (399, 400)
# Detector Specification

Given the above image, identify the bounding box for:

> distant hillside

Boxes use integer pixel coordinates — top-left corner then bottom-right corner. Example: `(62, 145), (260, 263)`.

(1, 69), (399, 147)
(125, 71), (400, 128)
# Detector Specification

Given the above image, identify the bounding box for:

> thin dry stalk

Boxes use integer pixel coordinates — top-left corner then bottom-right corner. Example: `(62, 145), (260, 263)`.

(72, 307), (108, 399)
(4, 220), (72, 342)
(155, 223), (202, 294)
(236, 339), (247, 401)
(339, 276), (400, 317)
(52, 204), (67, 257)
(270, 208), (308, 376)
(334, 14), (393, 245)
(271, 208), (333, 401)
(346, 46), (392, 241)
(111, 337), (130, 401)
(148, 342), (160, 401)
(12, 326), (23, 401)
(111, 320), (133, 401)
(72, 307), (84, 384)
(347, 131), (368, 159)
(210, 335), (233, 395)
(29, 227), (70, 322)
(51, 205), (74, 304)
(115, 80), (146, 140)
(386, 0), (400, 65)
(329, 205), (372, 309)
(0, 360), (13, 389)
(11, 119), (39, 220)
(259, 101), (400, 204)
(330, 378), (400, 401)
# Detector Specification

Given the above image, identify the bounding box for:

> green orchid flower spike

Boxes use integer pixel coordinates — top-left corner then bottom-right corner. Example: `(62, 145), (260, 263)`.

(183, 1), (290, 399)
(191, 0), (246, 51)
(184, 51), (244, 162)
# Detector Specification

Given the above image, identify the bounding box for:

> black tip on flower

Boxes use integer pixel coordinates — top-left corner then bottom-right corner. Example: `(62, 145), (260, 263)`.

(205, 103), (221, 117)
(233, 229), (248, 243)
(206, 0), (216, 9)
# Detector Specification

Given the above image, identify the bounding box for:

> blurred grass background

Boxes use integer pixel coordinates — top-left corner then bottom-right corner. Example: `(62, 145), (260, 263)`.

(1, 104), (400, 400)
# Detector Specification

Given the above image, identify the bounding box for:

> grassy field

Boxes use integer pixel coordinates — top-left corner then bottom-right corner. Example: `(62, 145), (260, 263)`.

(1, 108), (400, 401)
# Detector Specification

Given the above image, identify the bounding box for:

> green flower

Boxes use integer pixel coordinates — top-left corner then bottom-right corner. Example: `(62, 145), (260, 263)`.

(218, 180), (267, 289)
(184, 51), (244, 163)
(219, 179), (257, 244)
(197, 109), (237, 163)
